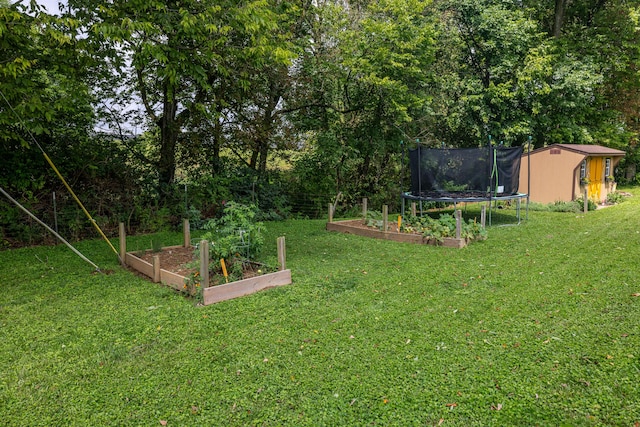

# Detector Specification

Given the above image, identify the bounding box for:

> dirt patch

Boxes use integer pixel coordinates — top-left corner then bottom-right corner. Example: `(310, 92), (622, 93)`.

(136, 246), (197, 276)
(134, 246), (267, 286)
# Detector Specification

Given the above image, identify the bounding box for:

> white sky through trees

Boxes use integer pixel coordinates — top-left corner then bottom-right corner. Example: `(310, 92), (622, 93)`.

(35, 0), (66, 14)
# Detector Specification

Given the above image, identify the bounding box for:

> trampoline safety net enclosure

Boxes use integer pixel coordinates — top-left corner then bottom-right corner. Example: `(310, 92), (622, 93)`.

(407, 146), (524, 200)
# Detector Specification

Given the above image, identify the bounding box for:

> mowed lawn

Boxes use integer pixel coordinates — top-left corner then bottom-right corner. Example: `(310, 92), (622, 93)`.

(1, 191), (640, 426)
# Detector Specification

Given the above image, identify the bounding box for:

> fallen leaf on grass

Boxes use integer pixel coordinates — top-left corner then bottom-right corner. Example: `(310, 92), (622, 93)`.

(491, 403), (503, 411)
(159, 421), (167, 426)
(446, 403), (457, 408)
(438, 419), (444, 426)
(632, 293), (640, 297)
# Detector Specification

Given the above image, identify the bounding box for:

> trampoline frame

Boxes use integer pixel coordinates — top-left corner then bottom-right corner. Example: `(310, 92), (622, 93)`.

(400, 143), (531, 226)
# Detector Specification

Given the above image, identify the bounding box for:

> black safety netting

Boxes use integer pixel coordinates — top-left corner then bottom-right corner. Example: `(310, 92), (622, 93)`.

(408, 146), (523, 198)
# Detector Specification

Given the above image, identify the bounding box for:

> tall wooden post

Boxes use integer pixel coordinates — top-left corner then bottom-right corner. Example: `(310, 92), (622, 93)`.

(200, 240), (210, 288)
(119, 222), (126, 266)
(362, 197), (368, 220)
(480, 205), (486, 228)
(455, 210), (462, 239)
(183, 219), (190, 248)
(382, 205), (388, 232)
(277, 236), (286, 271)
(411, 202), (417, 217)
(328, 203), (334, 223)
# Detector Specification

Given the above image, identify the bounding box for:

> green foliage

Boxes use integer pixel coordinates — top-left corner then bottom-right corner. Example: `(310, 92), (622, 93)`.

(401, 212), (488, 242)
(71, 0), (296, 202)
(365, 210), (384, 229)
(528, 199), (598, 213)
(574, 197), (598, 212)
(606, 191), (626, 205)
(201, 202), (265, 263)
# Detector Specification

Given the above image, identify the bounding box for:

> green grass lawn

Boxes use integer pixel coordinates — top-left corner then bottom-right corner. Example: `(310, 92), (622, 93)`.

(1, 191), (640, 426)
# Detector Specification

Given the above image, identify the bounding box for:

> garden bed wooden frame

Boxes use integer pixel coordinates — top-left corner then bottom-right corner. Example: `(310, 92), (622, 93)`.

(326, 200), (472, 248)
(119, 220), (292, 305)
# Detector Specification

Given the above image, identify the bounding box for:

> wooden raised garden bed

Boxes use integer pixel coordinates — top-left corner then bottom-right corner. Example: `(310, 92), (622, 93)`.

(326, 201), (480, 248)
(326, 219), (467, 248)
(119, 220), (292, 305)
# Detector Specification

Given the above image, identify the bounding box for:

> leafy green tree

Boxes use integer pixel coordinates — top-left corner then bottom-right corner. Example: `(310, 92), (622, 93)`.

(0, 1), (94, 193)
(288, 0), (436, 205)
(69, 0), (295, 203)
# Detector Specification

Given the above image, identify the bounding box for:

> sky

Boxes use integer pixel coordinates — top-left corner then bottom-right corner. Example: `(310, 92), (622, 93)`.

(35, 0), (66, 15)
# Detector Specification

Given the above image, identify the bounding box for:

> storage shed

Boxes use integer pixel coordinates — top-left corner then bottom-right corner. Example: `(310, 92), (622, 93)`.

(518, 144), (625, 204)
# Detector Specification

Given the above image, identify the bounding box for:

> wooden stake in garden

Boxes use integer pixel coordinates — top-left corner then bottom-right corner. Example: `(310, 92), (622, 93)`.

(199, 240), (209, 288)
(119, 222), (126, 266)
(382, 205), (388, 232)
(277, 236), (286, 271)
(220, 258), (229, 283)
(362, 197), (368, 221)
(183, 219), (190, 248)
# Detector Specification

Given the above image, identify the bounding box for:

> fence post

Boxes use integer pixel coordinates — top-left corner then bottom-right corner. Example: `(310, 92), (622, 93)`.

(411, 202), (416, 217)
(152, 255), (161, 283)
(480, 205), (486, 228)
(362, 197), (368, 220)
(455, 210), (462, 239)
(382, 205), (388, 232)
(200, 240), (209, 288)
(328, 203), (334, 223)
(277, 236), (286, 271)
(52, 191), (58, 234)
(119, 222), (126, 266)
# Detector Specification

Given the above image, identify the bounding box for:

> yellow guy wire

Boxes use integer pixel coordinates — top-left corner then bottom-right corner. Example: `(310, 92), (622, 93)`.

(42, 152), (120, 260)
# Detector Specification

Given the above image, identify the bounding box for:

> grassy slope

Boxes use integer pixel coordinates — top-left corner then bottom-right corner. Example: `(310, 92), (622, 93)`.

(1, 192), (639, 426)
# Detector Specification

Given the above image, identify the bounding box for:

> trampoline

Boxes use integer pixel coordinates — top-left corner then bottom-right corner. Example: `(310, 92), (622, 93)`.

(401, 145), (529, 225)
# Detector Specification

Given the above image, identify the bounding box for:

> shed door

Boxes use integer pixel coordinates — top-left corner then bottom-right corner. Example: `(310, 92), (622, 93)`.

(588, 157), (603, 201)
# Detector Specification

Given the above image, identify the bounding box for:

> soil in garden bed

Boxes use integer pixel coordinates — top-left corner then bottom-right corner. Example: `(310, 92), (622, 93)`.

(337, 219), (403, 233)
(134, 246), (265, 285)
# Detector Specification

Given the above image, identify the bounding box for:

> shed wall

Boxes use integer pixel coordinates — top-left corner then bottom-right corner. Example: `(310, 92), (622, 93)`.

(519, 149), (585, 203)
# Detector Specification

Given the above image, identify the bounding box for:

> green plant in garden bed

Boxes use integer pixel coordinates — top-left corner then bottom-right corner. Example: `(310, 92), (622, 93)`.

(365, 209), (384, 229)
(401, 213), (487, 242)
(195, 201), (275, 286)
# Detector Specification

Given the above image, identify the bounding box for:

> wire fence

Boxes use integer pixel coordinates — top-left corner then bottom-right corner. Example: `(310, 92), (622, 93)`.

(0, 189), (376, 248)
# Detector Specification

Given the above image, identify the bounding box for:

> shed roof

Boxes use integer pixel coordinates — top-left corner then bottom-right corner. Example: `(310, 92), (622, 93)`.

(547, 144), (626, 156)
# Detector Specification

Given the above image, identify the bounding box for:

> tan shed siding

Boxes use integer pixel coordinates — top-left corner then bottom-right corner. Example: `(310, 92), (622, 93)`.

(519, 148), (585, 203)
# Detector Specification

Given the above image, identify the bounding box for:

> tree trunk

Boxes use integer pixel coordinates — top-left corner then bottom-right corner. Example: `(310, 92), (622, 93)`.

(553, 0), (567, 38)
(210, 117), (222, 175)
(157, 90), (179, 203)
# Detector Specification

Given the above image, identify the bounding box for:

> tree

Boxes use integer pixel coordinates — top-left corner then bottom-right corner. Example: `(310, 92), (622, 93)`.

(0, 1), (94, 193)
(70, 0), (295, 203)
(288, 0), (436, 204)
